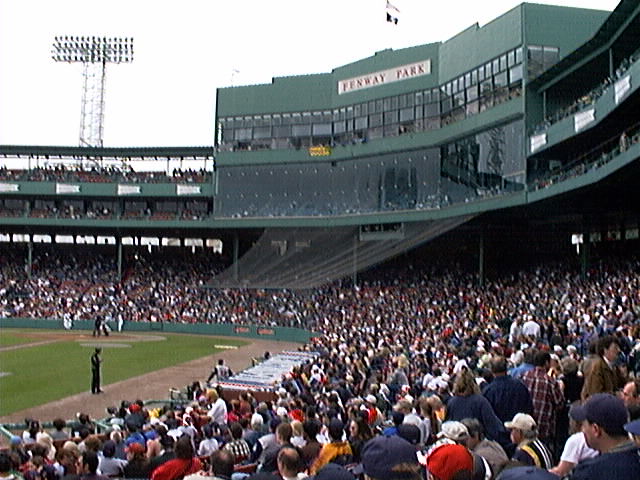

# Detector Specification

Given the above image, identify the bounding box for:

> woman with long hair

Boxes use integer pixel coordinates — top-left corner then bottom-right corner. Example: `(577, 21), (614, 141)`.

(445, 368), (510, 449)
(348, 415), (373, 462)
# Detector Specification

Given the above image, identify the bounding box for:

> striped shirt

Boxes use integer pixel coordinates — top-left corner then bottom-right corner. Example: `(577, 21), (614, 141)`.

(513, 438), (555, 469)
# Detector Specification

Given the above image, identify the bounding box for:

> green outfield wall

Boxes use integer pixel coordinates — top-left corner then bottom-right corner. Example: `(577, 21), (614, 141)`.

(0, 318), (316, 343)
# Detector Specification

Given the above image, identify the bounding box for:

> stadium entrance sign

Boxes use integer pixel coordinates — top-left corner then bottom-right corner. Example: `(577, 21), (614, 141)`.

(338, 59), (431, 94)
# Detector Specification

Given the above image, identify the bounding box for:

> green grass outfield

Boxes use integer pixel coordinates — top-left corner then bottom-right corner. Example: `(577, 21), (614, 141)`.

(0, 329), (246, 416)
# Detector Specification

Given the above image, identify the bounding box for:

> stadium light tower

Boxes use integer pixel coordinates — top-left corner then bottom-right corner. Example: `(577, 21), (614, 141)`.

(51, 35), (134, 147)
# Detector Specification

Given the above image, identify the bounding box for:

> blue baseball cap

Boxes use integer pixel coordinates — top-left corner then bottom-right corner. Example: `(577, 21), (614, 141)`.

(354, 435), (419, 478)
(624, 419), (640, 436)
(497, 466), (558, 480)
(570, 393), (628, 435)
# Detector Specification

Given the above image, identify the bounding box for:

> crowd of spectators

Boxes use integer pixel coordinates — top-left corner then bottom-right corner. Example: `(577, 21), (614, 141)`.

(0, 166), (212, 185)
(529, 50), (640, 136)
(529, 127), (640, 192)
(1, 244), (640, 479)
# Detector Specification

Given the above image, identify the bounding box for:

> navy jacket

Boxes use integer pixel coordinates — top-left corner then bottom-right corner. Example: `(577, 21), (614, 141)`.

(483, 374), (534, 423)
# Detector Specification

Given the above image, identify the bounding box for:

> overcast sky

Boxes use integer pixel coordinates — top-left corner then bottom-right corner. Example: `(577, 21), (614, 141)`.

(0, 0), (620, 147)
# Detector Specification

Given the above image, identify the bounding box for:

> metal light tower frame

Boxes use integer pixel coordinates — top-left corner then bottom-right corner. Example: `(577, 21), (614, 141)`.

(52, 36), (134, 147)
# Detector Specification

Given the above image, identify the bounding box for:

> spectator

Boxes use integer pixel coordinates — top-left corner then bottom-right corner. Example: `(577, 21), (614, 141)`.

(521, 351), (564, 446)
(356, 435), (421, 480)
(496, 465), (558, 479)
(123, 442), (151, 479)
(309, 419), (352, 474)
(148, 435), (175, 474)
(198, 424), (220, 457)
(299, 420), (322, 469)
(151, 436), (202, 480)
(348, 417), (373, 462)
(79, 451), (109, 480)
(98, 440), (127, 477)
(460, 417), (509, 475)
(50, 418), (69, 441)
(548, 408), (598, 478)
(504, 413), (554, 470)
(624, 419), (640, 446)
(184, 450), (234, 480)
(276, 447), (306, 480)
(581, 336), (627, 400)
(568, 393), (640, 479)
(260, 422), (294, 473)
(483, 356), (533, 424)
(223, 422), (251, 464)
(445, 368), (510, 449)
(426, 443), (474, 480)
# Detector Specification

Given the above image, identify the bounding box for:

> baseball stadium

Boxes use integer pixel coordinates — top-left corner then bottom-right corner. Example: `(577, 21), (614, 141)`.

(1, 1), (640, 479)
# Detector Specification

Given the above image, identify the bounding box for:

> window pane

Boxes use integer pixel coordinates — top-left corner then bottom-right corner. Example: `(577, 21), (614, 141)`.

(466, 85), (478, 101)
(515, 46), (523, 63)
(273, 125), (291, 137)
(333, 121), (346, 134)
(494, 71), (508, 87)
(441, 97), (453, 113)
(425, 102), (440, 117)
(500, 55), (507, 71)
(369, 113), (383, 127)
(400, 107), (414, 122)
(509, 64), (523, 83)
(312, 123), (332, 135)
(355, 116), (368, 130)
(384, 110), (398, 124)
(253, 126), (271, 139)
(292, 125), (311, 137)
(507, 51), (515, 67)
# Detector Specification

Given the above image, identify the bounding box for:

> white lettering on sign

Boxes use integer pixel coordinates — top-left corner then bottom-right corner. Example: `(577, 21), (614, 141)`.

(338, 60), (431, 94)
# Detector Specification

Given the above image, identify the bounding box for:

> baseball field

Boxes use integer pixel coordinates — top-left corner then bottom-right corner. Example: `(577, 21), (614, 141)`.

(0, 328), (249, 417)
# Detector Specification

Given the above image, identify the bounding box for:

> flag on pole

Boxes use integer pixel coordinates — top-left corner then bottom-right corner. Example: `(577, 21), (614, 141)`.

(386, 1), (400, 24)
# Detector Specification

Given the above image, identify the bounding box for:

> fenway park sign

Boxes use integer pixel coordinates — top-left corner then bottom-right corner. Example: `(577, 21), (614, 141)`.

(338, 59), (431, 94)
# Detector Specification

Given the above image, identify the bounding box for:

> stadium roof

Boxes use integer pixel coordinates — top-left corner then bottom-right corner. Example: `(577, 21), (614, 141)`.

(529, 0), (640, 92)
(0, 144), (214, 159)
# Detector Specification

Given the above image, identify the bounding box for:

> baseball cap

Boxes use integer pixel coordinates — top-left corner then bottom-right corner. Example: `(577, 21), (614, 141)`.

(312, 463), (355, 480)
(328, 418), (345, 440)
(497, 466), (558, 479)
(365, 394), (377, 404)
(356, 435), (419, 478)
(570, 393), (628, 435)
(397, 424), (421, 445)
(623, 418), (640, 436)
(426, 444), (473, 480)
(504, 413), (537, 431)
(126, 442), (145, 455)
(102, 440), (116, 457)
(437, 421), (469, 441)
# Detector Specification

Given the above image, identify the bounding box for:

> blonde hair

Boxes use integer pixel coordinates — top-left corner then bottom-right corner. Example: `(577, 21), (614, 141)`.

(290, 420), (303, 438)
(452, 369), (480, 396)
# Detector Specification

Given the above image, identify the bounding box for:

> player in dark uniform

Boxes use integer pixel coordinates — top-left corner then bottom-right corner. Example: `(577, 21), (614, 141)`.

(91, 347), (103, 394)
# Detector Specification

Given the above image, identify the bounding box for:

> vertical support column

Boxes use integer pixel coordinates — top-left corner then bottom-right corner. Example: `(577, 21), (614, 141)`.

(27, 241), (33, 280)
(542, 90), (547, 121)
(609, 48), (614, 78)
(581, 231), (590, 280)
(117, 237), (123, 284)
(233, 233), (239, 281)
(478, 228), (485, 288)
(352, 232), (358, 288)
